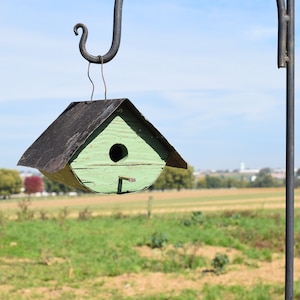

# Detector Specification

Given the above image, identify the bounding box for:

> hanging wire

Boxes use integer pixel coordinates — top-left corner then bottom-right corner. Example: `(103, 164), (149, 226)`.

(87, 58), (107, 101)
(100, 56), (107, 100)
(87, 62), (95, 101)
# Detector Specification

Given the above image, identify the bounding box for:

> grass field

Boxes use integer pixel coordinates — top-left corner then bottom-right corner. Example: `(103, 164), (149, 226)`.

(0, 188), (300, 299)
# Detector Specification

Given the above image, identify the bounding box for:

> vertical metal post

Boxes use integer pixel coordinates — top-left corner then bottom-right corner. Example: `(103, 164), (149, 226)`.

(276, 0), (295, 299)
(285, 1), (295, 298)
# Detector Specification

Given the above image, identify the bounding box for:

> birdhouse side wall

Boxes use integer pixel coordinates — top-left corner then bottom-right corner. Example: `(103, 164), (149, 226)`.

(40, 164), (91, 192)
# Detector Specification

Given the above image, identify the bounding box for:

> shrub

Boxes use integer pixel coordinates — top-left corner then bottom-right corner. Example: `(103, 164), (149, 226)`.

(211, 253), (229, 274)
(182, 211), (204, 227)
(148, 232), (168, 249)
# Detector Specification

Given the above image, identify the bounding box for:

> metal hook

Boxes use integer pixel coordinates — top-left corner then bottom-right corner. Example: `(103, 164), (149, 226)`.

(73, 0), (123, 64)
(276, 0), (290, 68)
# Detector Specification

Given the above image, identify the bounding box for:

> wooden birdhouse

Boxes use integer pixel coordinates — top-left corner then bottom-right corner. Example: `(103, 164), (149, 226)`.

(18, 99), (187, 194)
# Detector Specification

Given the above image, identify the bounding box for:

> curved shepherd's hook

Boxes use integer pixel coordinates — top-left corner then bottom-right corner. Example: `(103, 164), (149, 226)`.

(73, 0), (123, 64)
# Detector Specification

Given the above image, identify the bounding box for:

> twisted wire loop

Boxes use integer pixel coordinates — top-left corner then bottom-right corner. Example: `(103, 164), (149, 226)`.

(86, 59), (108, 100)
(73, 0), (123, 64)
(100, 56), (107, 100)
(87, 62), (95, 100)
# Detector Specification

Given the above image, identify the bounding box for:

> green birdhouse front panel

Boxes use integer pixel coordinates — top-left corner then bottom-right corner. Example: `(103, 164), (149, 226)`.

(18, 99), (187, 194)
(70, 109), (169, 193)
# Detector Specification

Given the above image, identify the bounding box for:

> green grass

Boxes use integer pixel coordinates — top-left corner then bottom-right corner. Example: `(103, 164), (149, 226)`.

(0, 202), (299, 298)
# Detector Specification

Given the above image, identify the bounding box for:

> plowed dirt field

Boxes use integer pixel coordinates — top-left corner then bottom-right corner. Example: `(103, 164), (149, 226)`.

(1, 188), (298, 217)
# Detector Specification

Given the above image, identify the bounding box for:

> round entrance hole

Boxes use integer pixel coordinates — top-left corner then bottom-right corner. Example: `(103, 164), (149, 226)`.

(109, 144), (128, 162)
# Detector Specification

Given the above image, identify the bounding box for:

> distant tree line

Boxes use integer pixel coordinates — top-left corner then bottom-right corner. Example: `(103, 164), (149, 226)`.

(151, 165), (195, 190)
(0, 169), (83, 199)
(197, 168), (285, 189)
(197, 175), (248, 189)
(43, 176), (82, 194)
(152, 167), (285, 190)
(0, 169), (22, 198)
(0, 166), (298, 198)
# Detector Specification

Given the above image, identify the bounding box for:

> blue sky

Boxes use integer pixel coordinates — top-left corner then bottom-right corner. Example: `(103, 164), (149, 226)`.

(1, 0), (299, 172)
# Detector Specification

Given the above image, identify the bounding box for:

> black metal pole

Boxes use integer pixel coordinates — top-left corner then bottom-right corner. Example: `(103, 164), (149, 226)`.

(285, 0), (295, 298)
(276, 0), (295, 298)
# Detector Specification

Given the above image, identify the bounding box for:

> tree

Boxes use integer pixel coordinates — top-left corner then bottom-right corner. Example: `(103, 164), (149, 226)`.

(196, 174), (250, 189)
(197, 177), (207, 189)
(0, 169), (22, 198)
(24, 176), (43, 194)
(295, 169), (300, 188)
(251, 168), (275, 188)
(152, 165), (195, 190)
(205, 175), (222, 189)
(43, 176), (85, 194)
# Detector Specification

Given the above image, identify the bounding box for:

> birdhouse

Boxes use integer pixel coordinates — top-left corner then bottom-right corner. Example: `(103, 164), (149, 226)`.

(18, 98), (187, 194)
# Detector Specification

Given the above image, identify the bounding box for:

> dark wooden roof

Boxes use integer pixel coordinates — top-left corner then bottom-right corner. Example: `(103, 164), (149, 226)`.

(18, 98), (187, 173)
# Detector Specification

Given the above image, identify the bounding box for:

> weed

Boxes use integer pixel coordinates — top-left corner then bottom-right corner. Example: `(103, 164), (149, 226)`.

(202, 284), (223, 299)
(183, 243), (197, 269)
(182, 218), (192, 227)
(169, 242), (205, 270)
(39, 209), (49, 220)
(57, 206), (69, 228)
(191, 211), (204, 224)
(232, 255), (244, 264)
(78, 207), (92, 221)
(211, 252), (229, 274)
(271, 212), (282, 226)
(112, 211), (126, 220)
(58, 206), (69, 219)
(0, 210), (7, 226)
(182, 211), (203, 226)
(39, 247), (53, 265)
(294, 232), (300, 257)
(228, 213), (241, 223)
(17, 199), (34, 221)
(0, 210), (7, 238)
(222, 210), (247, 218)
